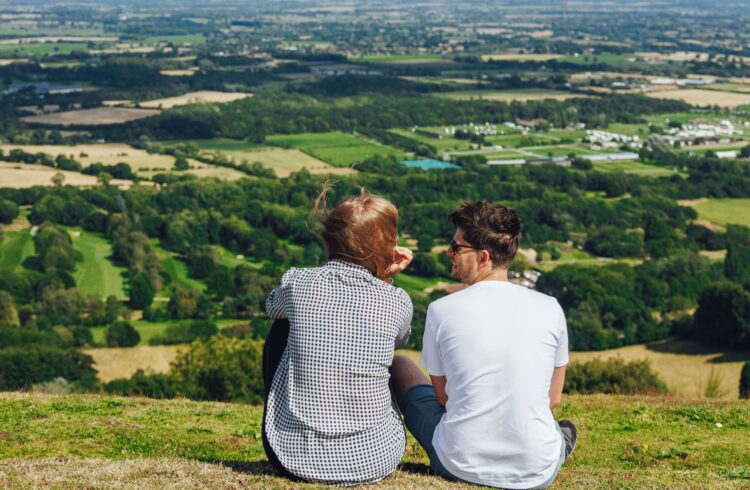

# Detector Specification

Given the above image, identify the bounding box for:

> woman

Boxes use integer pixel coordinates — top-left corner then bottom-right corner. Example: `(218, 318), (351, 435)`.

(262, 187), (413, 485)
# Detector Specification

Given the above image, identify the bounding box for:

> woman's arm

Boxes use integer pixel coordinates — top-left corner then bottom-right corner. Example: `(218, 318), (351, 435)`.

(549, 365), (566, 410)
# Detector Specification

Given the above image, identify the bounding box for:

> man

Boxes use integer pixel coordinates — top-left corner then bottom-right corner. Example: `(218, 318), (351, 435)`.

(390, 201), (576, 489)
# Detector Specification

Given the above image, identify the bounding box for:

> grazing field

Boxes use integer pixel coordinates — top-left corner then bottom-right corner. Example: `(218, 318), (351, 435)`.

(0, 229), (34, 270)
(0, 42), (89, 56)
(0, 162), (131, 188)
(266, 132), (403, 167)
(1, 393), (748, 489)
(139, 91), (252, 109)
(688, 198), (750, 227)
(646, 89), (750, 108)
(69, 230), (127, 300)
(20, 107), (160, 126)
(593, 160), (680, 176)
(223, 147), (348, 177)
(437, 89), (585, 102)
(0, 144), (207, 177)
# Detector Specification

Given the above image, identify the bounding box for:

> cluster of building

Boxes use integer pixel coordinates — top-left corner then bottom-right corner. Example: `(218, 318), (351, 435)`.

(583, 130), (641, 150)
(437, 122), (503, 137)
(662, 119), (745, 146)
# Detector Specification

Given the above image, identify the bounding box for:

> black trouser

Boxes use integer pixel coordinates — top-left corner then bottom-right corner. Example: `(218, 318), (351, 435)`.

(261, 318), (298, 479)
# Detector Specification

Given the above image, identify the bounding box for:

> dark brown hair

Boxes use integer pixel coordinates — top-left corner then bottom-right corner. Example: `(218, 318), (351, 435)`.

(449, 201), (521, 268)
(314, 184), (398, 280)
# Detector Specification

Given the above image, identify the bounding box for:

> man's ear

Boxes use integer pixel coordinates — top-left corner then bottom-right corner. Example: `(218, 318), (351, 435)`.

(480, 249), (492, 267)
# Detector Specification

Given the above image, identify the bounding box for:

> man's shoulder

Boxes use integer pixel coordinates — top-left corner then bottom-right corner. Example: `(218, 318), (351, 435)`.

(429, 281), (561, 314)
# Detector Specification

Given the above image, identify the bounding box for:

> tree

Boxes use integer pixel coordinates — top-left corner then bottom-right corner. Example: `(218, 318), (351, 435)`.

(130, 273), (155, 310)
(0, 199), (19, 224)
(97, 172), (113, 187)
(106, 321), (141, 347)
(694, 282), (750, 348)
(173, 155), (190, 170)
(51, 172), (65, 188)
(725, 226), (750, 287)
(0, 291), (20, 327)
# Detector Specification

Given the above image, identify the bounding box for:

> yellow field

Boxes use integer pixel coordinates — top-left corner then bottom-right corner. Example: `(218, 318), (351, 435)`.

(0, 162), (132, 189)
(139, 91), (252, 109)
(217, 148), (355, 177)
(0, 143), (207, 176)
(83, 346), (180, 382)
(159, 69), (197, 77)
(20, 107), (160, 126)
(182, 167), (249, 181)
(646, 89), (750, 108)
(481, 53), (563, 62)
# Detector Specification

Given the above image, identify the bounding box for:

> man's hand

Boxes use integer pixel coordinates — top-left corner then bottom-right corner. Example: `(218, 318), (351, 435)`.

(388, 246), (413, 275)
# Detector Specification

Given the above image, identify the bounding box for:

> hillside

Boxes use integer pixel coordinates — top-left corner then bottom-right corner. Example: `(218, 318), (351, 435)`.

(0, 393), (748, 489)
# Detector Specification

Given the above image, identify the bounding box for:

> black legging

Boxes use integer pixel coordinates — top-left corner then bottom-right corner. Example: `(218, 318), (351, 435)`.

(261, 318), (299, 479)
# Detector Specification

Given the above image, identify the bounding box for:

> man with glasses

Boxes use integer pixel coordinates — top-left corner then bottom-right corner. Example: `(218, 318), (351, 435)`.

(390, 201), (576, 489)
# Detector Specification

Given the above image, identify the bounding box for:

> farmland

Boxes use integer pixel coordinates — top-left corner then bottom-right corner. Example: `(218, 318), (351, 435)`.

(436, 89), (585, 102)
(0, 162), (132, 188)
(20, 107), (161, 126)
(646, 89), (750, 108)
(688, 198), (750, 228)
(69, 230), (127, 300)
(266, 132), (403, 167)
(139, 91), (252, 109)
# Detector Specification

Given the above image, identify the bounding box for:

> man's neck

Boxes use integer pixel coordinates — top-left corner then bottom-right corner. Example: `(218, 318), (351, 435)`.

(468, 266), (508, 285)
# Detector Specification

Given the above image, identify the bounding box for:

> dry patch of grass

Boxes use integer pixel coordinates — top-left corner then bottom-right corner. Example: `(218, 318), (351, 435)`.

(645, 89), (750, 108)
(0, 143), (207, 176)
(83, 345), (180, 382)
(159, 69), (198, 77)
(21, 107), (160, 126)
(0, 162), (131, 189)
(140, 91), (252, 109)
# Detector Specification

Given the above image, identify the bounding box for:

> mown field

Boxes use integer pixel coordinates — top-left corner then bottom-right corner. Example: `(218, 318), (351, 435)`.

(69, 230), (127, 300)
(0, 393), (748, 489)
(20, 107), (161, 126)
(0, 42), (90, 56)
(689, 198), (750, 228)
(0, 162), (132, 189)
(0, 229), (34, 270)
(266, 131), (403, 167)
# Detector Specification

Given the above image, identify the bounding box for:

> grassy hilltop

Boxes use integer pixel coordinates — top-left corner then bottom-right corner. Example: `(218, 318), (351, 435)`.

(0, 393), (748, 489)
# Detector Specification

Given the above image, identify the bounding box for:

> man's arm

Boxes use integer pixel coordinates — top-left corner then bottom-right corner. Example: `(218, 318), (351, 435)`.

(549, 365), (566, 409)
(431, 375), (448, 407)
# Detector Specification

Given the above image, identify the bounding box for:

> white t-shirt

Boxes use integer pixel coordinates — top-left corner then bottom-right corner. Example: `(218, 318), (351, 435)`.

(420, 280), (568, 489)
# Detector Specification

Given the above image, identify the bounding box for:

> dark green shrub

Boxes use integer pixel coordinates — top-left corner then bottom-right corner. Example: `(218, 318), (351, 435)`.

(0, 345), (96, 390)
(129, 273), (155, 310)
(740, 361), (750, 400)
(150, 320), (218, 345)
(565, 358), (668, 395)
(170, 336), (264, 403)
(0, 199), (19, 224)
(71, 325), (94, 347)
(104, 369), (179, 399)
(106, 321), (141, 347)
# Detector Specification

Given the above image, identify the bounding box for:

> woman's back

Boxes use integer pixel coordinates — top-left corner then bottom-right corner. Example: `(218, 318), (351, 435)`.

(264, 260), (412, 484)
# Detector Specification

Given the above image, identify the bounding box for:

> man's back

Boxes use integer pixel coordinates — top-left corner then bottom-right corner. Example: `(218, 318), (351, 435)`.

(420, 280), (568, 489)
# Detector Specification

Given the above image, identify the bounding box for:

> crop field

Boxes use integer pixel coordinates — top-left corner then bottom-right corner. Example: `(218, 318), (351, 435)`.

(1, 143), (207, 176)
(437, 89), (585, 102)
(689, 198), (750, 228)
(350, 53), (444, 63)
(0, 229), (34, 270)
(646, 89), (750, 108)
(20, 107), (161, 126)
(82, 345), (179, 382)
(159, 138), (270, 152)
(139, 91), (252, 109)
(481, 53), (563, 61)
(0, 162), (131, 188)
(593, 160), (679, 176)
(266, 132), (403, 167)
(699, 83), (750, 94)
(69, 230), (127, 300)
(388, 129), (473, 152)
(219, 147), (350, 177)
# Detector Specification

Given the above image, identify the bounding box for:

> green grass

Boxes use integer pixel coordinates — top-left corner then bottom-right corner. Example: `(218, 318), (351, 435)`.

(393, 273), (445, 295)
(149, 240), (205, 296)
(266, 132), (403, 167)
(691, 199), (750, 228)
(0, 230), (34, 271)
(1, 393), (749, 488)
(388, 129), (473, 152)
(593, 160), (681, 176)
(349, 53), (443, 63)
(89, 319), (248, 346)
(0, 42), (89, 56)
(142, 35), (205, 45)
(159, 138), (270, 152)
(69, 230), (127, 300)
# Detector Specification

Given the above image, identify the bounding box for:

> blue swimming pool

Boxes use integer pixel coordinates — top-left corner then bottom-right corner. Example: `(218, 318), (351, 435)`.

(402, 159), (460, 170)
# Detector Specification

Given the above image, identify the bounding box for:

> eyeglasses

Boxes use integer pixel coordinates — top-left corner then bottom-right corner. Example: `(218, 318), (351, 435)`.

(449, 239), (483, 255)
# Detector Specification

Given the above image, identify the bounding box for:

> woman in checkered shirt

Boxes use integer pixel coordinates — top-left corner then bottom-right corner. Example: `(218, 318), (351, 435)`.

(262, 188), (414, 485)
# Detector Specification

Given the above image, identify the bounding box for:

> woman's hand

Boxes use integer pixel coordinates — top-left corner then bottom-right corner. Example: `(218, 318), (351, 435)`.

(388, 246), (413, 276)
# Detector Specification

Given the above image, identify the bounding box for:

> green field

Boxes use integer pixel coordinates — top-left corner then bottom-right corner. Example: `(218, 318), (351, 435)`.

(691, 198), (750, 228)
(142, 35), (205, 45)
(89, 318), (248, 346)
(388, 129), (473, 152)
(349, 53), (443, 63)
(1, 392), (749, 489)
(149, 240), (206, 296)
(0, 230), (34, 271)
(160, 138), (270, 152)
(393, 273), (446, 295)
(266, 131), (403, 167)
(593, 160), (680, 176)
(0, 42), (90, 57)
(69, 230), (127, 300)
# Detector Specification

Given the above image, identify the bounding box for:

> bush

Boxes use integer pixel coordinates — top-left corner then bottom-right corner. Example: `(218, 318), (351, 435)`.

(129, 273), (155, 310)
(106, 321), (141, 347)
(0, 345), (96, 390)
(150, 320), (218, 345)
(104, 369), (179, 399)
(0, 199), (20, 224)
(170, 336), (264, 403)
(694, 281), (750, 348)
(565, 358), (668, 395)
(741, 361), (750, 400)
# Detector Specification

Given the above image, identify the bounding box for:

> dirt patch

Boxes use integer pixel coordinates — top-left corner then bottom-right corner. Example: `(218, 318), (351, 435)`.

(21, 107), (160, 126)
(139, 91), (252, 109)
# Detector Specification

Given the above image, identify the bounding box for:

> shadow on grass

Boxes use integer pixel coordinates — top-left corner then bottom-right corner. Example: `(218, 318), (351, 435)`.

(645, 339), (750, 363)
(398, 462), (432, 475)
(202, 459), (279, 476)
